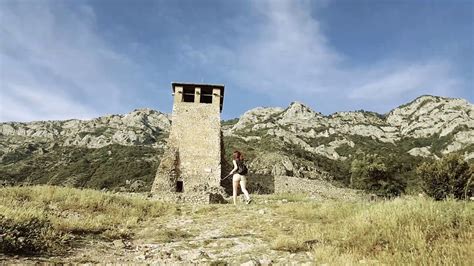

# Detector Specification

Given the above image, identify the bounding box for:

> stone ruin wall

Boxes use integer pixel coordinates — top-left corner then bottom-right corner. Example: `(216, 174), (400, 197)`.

(151, 86), (224, 202)
(240, 175), (329, 195)
(168, 101), (222, 191)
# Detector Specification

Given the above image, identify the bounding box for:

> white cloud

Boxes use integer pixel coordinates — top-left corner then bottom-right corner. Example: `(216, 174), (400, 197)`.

(0, 1), (137, 122)
(0, 0), (464, 121)
(236, 0), (341, 90)
(181, 0), (462, 111)
(0, 84), (97, 122)
(348, 61), (459, 100)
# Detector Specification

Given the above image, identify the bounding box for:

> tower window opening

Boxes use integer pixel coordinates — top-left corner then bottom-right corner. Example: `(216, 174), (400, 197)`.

(176, 181), (183, 192)
(200, 87), (213, 104)
(183, 87), (195, 102)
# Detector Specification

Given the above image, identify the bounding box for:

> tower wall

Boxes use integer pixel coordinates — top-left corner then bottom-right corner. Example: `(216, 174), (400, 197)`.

(169, 99), (221, 191)
(152, 84), (223, 197)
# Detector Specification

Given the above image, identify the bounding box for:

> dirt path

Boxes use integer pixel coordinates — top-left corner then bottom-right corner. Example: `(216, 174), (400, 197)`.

(74, 201), (314, 264)
(1, 198), (317, 264)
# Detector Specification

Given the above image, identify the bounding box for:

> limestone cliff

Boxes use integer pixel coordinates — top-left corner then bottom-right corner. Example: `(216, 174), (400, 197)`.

(226, 95), (473, 161)
(0, 108), (170, 149)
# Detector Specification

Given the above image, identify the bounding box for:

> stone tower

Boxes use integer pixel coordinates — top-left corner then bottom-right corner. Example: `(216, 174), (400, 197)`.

(151, 82), (226, 203)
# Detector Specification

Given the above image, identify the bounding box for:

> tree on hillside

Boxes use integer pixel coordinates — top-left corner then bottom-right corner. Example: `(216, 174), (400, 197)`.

(350, 154), (406, 197)
(416, 153), (473, 200)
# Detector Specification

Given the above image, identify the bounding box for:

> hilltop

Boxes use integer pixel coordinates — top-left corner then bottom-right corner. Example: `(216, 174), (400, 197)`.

(1, 186), (472, 264)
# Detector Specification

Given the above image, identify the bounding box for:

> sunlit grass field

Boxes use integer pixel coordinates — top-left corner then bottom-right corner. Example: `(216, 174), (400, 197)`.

(0, 186), (175, 254)
(266, 196), (474, 264)
(1, 186), (473, 264)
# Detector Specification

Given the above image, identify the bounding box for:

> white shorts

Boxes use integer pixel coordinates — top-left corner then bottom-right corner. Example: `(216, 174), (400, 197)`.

(232, 174), (247, 183)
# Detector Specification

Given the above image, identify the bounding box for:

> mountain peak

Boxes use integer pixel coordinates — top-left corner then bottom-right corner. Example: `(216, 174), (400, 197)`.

(394, 95), (468, 111)
(288, 101), (311, 109)
(280, 101), (320, 121)
(129, 108), (165, 115)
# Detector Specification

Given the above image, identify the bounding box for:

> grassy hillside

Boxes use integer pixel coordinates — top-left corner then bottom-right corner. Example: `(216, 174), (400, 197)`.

(1, 186), (472, 264)
(0, 144), (162, 191)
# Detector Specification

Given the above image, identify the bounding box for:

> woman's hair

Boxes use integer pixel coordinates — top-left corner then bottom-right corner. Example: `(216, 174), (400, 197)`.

(233, 150), (243, 160)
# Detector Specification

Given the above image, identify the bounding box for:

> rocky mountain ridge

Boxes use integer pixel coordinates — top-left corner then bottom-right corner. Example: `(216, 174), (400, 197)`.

(0, 108), (170, 149)
(1, 95), (473, 190)
(225, 95), (473, 160)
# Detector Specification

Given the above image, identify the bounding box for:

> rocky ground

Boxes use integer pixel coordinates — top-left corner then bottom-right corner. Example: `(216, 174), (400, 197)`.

(74, 202), (314, 264)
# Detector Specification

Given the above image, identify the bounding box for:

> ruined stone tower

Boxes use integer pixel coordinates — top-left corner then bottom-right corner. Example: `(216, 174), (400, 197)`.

(151, 82), (226, 202)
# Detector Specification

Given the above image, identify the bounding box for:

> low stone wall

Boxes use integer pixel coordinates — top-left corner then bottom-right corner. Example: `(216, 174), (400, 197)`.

(245, 174), (344, 195)
(236, 174), (363, 201)
(273, 175), (364, 201)
(224, 174), (333, 195)
(274, 175), (321, 194)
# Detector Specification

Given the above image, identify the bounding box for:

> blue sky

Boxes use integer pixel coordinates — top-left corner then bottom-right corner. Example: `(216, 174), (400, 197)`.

(1, 0), (473, 121)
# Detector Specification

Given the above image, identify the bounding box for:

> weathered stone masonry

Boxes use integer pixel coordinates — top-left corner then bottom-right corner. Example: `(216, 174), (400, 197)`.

(151, 83), (226, 202)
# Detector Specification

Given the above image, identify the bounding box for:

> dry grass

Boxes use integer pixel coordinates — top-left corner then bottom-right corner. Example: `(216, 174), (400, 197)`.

(223, 194), (473, 265)
(333, 197), (473, 264)
(1, 187), (472, 264)
(265, 192), (310, 202)
(0, 185), (176, 254)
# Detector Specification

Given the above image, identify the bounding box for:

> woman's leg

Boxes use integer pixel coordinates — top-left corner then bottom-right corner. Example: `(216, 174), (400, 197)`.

(232, 175), (240, 205)
(239, 177), (251, 201)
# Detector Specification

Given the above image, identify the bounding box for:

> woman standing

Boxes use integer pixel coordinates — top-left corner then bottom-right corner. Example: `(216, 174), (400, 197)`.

(229, 150), (251, 205)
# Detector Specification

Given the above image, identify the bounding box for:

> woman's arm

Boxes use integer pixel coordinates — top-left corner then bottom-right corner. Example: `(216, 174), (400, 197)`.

(230, 160), (238, 174)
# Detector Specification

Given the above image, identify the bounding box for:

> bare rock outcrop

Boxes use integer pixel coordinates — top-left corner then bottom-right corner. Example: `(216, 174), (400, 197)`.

(0, 109), (170, 150)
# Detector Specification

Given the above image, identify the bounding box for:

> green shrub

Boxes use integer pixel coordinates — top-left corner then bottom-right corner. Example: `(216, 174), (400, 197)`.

(416, 153), (473, 200)
(0, 144), (160, 191)
(0, 215), (68, 255)
(351, 154), (406, 197)
(221, 118), (239, 127)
